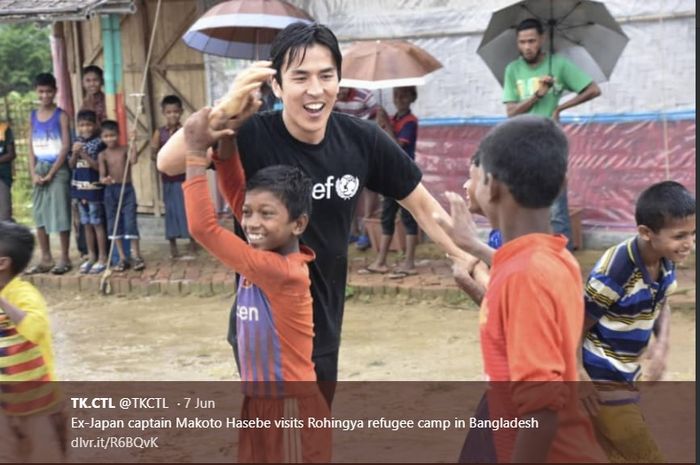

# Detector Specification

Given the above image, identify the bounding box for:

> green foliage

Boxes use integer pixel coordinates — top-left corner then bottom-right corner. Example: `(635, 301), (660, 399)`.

(345, 285), (355, 299)
(0, 23), (52, 96)
(0, 90), (36, 226)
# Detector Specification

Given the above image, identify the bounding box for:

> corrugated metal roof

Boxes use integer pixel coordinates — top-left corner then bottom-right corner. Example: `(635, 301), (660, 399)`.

(0, 0), (135, 23)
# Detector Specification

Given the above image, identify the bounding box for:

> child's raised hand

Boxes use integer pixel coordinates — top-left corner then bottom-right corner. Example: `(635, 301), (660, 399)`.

(184, 108), (235, 154)
(210, 61), (276, 130)
(449, 254), (485, 305)
(72, 141), (84, 154)
(375, 107), (392, 133)
(450, 254), (473, 283)
(434, 191), (480, 253)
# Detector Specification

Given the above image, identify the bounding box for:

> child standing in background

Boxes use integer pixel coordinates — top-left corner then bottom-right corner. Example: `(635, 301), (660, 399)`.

(0, 120), (15, 221)
(98, 120), (145, 272)
(26, 73), (72, 275)
(366, 86), (420, 277)
(69, 110), (108, 274)
(74, 65), (107, 257)
(79, 65), (106, 124)
(151, 95), (196, 258)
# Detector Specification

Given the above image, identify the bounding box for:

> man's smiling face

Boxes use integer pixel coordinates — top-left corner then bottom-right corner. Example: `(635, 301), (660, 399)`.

(273, 44), (340, 145)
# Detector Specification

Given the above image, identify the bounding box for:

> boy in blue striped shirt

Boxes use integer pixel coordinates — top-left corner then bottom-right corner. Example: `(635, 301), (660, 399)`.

(580, 181), (695, 461)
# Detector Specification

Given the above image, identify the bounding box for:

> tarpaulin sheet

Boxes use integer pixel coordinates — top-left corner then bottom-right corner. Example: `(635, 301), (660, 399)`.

(416, 118), (696, 230)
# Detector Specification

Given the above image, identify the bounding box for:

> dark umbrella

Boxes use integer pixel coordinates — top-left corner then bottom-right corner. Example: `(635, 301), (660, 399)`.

(182, 0), (313, 59)
(477, 0), (629, 85)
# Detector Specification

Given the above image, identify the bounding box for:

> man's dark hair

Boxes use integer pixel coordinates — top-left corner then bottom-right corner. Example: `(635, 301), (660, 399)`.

(82, 65), (104, 82)
(101, 119), (119, 133)
(478, 115), (568, 208)
(34, 73), (57, 89)
(635, 181), (696, 232)
(246, 165), (313, 220)
(77, 109), (97, 124)
(270, 22), (342, 87)
(0, 221), (35, 276)
(516, 18), (544, 35)
(160, 95), (183, 109)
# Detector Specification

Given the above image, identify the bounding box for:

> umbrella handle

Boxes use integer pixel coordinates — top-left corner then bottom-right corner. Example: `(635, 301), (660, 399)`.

(255, 28), (260, 60)
(548, 0), (554, 76)
(548, 17), (555, 76)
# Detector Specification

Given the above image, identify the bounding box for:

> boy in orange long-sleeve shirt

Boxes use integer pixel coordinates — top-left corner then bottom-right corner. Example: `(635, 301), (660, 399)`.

(181, 108), (330, 463)
(439, 115), (605, 463)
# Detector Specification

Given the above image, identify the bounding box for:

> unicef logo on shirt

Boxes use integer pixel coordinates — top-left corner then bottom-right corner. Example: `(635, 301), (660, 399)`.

(312, 175), (360, 200)
(335, 175), (359, 200)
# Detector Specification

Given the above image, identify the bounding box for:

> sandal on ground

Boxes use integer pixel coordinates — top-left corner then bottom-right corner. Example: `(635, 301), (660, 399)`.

(132, 257), (145, 271)
(357, 266), (389, 275)
(356, 235), (371, 251)
(88, 263), (107, 274)
(50, 263), (73, 275)
(25, 262), (55, 275)
(112, 261), (129, 272)
(388, 269), (418, 279)
(79, 261), (95, 274)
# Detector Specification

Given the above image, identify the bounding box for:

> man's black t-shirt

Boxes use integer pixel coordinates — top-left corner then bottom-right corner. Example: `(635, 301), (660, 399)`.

(231, 110), (422, 357)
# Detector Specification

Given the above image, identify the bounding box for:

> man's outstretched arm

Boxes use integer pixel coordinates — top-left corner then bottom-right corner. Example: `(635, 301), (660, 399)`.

(398, 183), (489, 284)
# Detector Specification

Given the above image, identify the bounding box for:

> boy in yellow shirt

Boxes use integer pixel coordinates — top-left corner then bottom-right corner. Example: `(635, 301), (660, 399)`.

(0, 221), (65, 461)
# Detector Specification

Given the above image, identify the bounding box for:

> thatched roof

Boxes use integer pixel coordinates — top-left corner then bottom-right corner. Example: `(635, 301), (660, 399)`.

(0, 0), (135, 23)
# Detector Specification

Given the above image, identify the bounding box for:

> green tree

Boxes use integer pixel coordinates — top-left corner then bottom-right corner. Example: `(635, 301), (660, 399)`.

(0, 23), (52, 96)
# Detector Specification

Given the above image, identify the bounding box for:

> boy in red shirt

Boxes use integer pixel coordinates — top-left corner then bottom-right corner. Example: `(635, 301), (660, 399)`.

(439, 115), (605, 463)
(182, 107), (330, 462)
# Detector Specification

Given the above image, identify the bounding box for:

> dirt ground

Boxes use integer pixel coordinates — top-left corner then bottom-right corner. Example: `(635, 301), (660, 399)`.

(48, 289), (695, 462)
(45, 240), (696, 381)
(43, 247), (695, 463)
(49, 288), (695, 382)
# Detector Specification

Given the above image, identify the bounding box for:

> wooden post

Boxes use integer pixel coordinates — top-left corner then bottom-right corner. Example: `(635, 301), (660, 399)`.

(71, 21), (84, 116)
(141, 0), (162, 216)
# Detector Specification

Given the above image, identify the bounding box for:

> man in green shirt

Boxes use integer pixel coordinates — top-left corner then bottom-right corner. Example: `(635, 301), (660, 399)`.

(502, 18), (601, 249)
